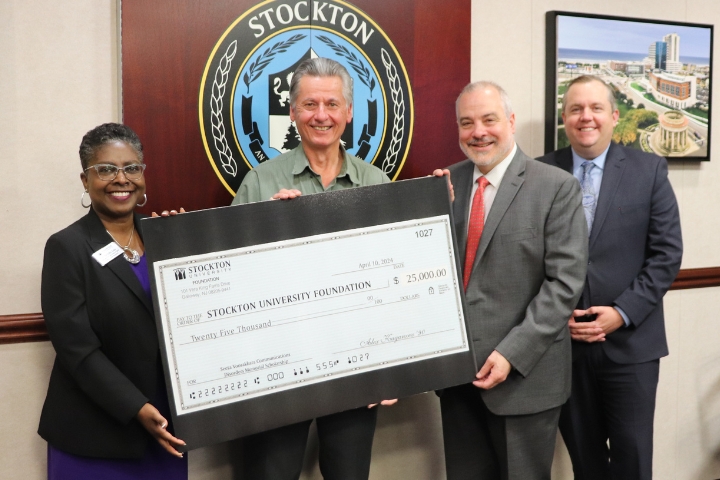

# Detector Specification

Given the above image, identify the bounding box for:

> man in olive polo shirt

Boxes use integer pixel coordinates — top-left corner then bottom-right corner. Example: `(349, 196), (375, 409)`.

(231, 57), (391, 480)
(232, 129), (389, 202)
(233, 59), (389, 206)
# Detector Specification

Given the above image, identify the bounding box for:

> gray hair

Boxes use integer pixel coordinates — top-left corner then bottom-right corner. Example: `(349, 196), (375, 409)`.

(79, 123), (143, 170)
(456, 81), (514, 118)
(561, 75), (617, 112)
(289, 57), (353, 108)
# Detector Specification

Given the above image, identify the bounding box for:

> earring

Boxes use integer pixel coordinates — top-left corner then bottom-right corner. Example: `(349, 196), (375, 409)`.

(136, 193), (148, 207)
(81, 190), (91, 208)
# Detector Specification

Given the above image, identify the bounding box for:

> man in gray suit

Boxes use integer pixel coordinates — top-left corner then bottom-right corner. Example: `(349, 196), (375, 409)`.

(537, 75), (682, 480)
(438, 81), (588, 479)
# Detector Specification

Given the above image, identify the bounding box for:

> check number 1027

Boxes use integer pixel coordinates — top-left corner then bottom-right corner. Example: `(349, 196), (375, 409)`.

(316, 354), (370, 371)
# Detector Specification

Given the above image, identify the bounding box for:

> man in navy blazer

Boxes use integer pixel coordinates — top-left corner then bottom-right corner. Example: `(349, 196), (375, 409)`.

(537, 75), (683, 480)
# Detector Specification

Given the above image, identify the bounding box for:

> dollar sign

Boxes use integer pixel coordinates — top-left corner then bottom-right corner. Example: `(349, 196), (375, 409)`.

(393, 277), (399, 284)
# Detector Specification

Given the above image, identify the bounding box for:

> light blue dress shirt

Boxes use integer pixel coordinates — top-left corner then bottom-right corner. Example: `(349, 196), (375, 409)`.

(571, 146), (608, 196)
(570, 146), (630, 327)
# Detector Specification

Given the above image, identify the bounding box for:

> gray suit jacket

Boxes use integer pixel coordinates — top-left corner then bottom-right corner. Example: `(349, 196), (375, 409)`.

(537, 143), (682, 364)
(448, 147), (588, 415)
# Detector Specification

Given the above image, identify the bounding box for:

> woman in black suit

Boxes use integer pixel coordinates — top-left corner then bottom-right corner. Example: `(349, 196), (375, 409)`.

(38, 123), (187, 479)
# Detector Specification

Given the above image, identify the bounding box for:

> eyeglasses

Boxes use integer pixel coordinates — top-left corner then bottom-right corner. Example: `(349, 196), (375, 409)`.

(84, 163), (146, 181)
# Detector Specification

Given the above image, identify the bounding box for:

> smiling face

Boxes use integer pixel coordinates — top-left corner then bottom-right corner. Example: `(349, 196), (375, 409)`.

(81, 141), (146, 222)
(290, 75), (352, 154)
(457, 85), (516, 174)
(562, 80), (619, 159)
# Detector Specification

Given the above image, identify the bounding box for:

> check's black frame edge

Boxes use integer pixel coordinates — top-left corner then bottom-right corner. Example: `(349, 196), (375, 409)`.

(142, 176), (477, 450)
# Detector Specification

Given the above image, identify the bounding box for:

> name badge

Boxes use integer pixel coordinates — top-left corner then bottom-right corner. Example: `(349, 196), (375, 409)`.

(92, 242), (124, 266)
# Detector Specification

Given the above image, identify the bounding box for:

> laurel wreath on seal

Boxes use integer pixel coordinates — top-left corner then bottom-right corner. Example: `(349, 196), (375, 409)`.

(316, 35), (376, 95)
(243, 34), (307, 93)
(210, 40), (238, 177)
(380, 48), (405, 174)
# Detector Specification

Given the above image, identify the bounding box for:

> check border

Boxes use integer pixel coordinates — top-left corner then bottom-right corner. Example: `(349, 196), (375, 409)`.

(154, 216), (468, 413)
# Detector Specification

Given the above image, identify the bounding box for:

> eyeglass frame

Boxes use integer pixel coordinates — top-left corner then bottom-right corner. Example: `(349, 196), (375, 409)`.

(83, 163), (147, 181)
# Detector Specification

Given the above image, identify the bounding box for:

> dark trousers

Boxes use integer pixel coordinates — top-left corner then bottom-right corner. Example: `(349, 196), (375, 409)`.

(559, 343), (659, 480)
(242, 406), (378, 480)
(440, 383), (561, 480)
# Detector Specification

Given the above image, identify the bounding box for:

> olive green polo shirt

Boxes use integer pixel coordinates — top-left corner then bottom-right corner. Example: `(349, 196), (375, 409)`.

(232, 145), (391, 205)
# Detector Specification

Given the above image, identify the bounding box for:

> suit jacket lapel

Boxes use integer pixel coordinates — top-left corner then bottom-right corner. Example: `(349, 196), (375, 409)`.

(473, 149), (526, 269)
(590, 143), (625, 248)
(84, 210), (154, 315)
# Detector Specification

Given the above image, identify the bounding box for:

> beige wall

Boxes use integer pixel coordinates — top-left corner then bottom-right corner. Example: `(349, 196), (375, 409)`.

(1, 0), (719, 478)
(0, 0), (119, 316)
(0, 342), (54, 479)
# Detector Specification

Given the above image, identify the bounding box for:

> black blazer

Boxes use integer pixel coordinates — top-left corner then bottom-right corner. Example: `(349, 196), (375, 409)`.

(38, 209), (161, 459)
(537, 143), (683, 364)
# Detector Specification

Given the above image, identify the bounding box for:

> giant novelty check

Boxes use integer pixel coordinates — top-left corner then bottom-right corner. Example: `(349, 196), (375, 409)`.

(153, 215), (468, 415)
(143, 176), (476, 449)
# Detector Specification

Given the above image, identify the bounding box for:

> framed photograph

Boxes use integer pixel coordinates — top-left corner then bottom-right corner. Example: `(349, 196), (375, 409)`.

(545, 11), (713, 160)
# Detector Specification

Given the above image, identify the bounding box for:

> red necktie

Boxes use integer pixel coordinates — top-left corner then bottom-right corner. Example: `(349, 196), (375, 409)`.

(463, 176), (490, 290)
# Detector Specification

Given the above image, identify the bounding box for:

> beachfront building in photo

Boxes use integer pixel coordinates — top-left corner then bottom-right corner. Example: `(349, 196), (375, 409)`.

(655, 41), (668, 70)
(664, 33), (683, 72)
(647, 42), (656, 64)
(648, 71), (698, 109)
(627, 63), (645, 76)
(665, 33), (680, 61)
(609, 61), (627, 73)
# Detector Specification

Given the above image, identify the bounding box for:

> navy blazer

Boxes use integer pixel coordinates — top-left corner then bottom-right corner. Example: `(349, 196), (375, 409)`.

(38, 209), (161, 458)
(537, 143), (683, 364)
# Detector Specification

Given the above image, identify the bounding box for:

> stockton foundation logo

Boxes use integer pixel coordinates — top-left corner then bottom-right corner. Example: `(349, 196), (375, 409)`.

(199, 0), (414, 195)
(171, 260), (233, 280)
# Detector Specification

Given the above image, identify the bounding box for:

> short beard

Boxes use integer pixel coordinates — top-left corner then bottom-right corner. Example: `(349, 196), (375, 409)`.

(460, 141), (502, 168)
